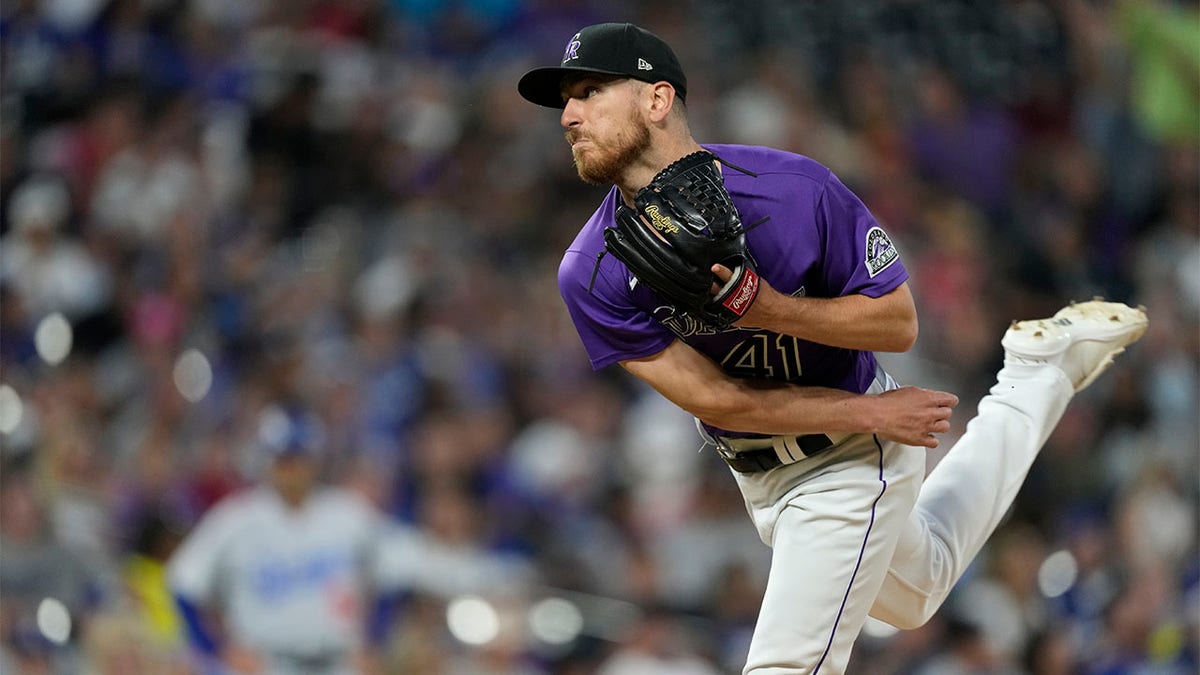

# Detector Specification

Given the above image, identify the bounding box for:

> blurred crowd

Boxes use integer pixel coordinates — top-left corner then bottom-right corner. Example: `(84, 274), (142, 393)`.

(0, 0), (1197, 673)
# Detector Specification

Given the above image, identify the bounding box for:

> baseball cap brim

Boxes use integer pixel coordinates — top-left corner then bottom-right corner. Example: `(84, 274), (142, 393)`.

(518, 66), (631, 109)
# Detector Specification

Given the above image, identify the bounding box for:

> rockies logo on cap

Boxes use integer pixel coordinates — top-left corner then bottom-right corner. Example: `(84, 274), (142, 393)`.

(563, 33), (582, 62)
(518, 23), (688, 109)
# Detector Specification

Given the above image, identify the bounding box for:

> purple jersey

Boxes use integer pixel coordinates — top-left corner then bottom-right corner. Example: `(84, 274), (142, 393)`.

(558, 144), (907, 434)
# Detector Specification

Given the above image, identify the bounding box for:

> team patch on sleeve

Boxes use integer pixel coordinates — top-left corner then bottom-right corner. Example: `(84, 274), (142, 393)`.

(864, 226), (899, 278)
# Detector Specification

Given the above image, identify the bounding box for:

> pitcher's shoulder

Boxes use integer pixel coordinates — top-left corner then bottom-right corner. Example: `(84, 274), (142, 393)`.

(703, 143), (832, 181)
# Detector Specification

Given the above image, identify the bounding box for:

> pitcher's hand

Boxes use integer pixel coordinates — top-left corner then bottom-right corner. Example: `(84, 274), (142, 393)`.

(870, 386), (958, 448)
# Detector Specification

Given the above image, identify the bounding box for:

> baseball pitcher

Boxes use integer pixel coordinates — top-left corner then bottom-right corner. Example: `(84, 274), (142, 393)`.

(517, 22), (1147, 674)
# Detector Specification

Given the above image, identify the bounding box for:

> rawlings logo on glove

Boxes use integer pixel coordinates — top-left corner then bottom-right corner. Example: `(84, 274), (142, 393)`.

(644, 205), (680, 234)
(598, 150), (764, 330)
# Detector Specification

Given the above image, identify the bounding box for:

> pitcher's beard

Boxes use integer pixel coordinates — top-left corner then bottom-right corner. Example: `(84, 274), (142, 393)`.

(571, 118), (652, 186)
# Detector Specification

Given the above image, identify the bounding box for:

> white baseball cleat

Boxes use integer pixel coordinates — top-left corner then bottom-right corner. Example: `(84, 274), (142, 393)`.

(1001, 299), (1149, 392)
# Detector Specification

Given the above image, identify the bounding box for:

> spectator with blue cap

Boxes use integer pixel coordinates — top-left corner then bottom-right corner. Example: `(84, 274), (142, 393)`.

(167, 402), (393, 675)
(256, 404), (325, 508)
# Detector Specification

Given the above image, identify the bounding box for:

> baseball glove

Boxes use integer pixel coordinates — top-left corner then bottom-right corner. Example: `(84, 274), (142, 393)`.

(602, 150), (761, 330)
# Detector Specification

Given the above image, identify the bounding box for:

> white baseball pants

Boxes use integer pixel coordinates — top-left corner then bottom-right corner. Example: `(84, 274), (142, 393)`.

(731, 361), (1074, 674)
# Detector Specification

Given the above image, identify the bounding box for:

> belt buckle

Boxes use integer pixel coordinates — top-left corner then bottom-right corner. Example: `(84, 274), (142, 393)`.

(713, 437), (739, 460)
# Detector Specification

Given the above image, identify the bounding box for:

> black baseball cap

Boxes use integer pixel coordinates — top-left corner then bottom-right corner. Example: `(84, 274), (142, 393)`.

(518, 23), (687, 109)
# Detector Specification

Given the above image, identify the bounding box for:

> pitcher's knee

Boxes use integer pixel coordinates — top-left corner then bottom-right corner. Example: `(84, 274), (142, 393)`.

(868, 584), (945, 630)
(879, 603), (939, 631)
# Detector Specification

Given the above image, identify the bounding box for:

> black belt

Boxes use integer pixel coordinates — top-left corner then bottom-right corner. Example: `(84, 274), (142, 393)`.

(714, 434), (835, 474)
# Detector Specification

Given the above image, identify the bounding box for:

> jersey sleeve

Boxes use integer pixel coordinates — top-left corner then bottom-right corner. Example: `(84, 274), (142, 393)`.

(815, 172), (908, 298)
(373, 522), (535, 597)
(166, 499), (239, 603)
(558, 249), (675, 371)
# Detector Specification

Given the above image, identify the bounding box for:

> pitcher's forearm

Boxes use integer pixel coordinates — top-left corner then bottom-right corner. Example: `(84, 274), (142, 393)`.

(691, 380), (874, 435)
(725, 278), (917, 352)
(697, 380), (957, 448)
(620, 339), (955, 446)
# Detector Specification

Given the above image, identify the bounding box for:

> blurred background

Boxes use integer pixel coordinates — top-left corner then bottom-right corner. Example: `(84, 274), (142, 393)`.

(0, 0), (1196, 673)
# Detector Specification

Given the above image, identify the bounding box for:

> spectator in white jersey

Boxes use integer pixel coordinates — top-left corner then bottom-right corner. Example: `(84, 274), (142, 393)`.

(168, 403), (390, 675)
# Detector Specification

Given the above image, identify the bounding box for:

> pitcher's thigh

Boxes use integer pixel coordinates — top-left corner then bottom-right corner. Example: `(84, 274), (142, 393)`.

(743, 439), (922, 674)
